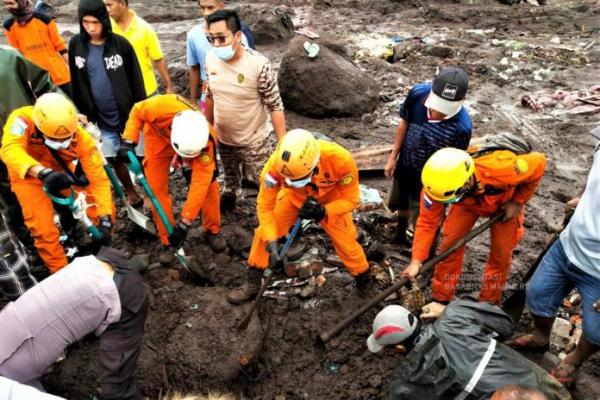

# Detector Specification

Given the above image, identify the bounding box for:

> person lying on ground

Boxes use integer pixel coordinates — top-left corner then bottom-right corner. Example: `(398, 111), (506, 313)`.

(384, 67), (472, 246)
(509, 139), (600, 386)
(69, 0), (146, 208)
(0, 247), (149, 400)
(117, 94), (227, 261)
(228, 129), (370, 304)
(491, 384), (548, 400)
(0, 93), (113, 273)
(402, 147), (546, 304)
(367, 300), (571, 400)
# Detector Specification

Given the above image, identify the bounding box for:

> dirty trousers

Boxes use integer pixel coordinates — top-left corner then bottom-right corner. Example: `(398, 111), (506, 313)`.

(145, 153), (220, 245)
(11, 181), (102, 273)
(219, 136), (272, 195)
(432, 204), (524, 303)
(248, 194), (368, 276)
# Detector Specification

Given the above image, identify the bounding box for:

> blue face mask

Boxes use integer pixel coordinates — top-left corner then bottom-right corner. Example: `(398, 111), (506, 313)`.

(213, 44), (235, 61)
(286, 175), (312, 188)
(44, 137), (72, 151)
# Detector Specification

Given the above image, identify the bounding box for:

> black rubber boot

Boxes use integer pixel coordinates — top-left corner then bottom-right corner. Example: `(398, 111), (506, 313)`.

(391, 216), (410, 246)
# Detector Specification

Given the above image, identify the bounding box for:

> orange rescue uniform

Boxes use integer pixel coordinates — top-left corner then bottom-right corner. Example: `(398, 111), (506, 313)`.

(413, 150), (547, 303)
(4, 14), (71, 86)
(122, 94), (220, 245)
(0, 107), (112, 273)
(248, 140), (368, 276)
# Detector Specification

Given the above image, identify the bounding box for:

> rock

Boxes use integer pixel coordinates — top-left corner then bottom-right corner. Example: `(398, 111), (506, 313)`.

(236, 4), (294, 45)
(325, 254), (344, 269)
(310, 261), (323, 275)
(550, 317), (573, 350)
(285, 263), (299, 277)
(299, 279), (317, 298)
(286, 241), (308, 261)
(315, 275), (327, 287)
(278, 37), (380, 119)
(298, 262), (312, 279)
(225, 226), (253, 253)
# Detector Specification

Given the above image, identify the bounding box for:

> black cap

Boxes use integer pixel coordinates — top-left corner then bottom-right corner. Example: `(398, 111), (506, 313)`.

(425, 68), (469, 117)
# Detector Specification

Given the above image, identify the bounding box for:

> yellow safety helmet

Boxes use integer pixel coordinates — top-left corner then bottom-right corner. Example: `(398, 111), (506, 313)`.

(32, 93), (78, 139)
(421, 148), (475, 203)
(274, 129), (320, 180)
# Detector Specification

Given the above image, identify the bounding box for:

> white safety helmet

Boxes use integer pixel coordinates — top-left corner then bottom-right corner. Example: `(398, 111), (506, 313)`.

(171, 110), (210, 158)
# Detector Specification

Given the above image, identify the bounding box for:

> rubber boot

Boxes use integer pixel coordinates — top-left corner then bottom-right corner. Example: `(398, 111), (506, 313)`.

(227, 268), (263, 305)
(355, 271), (373, 297)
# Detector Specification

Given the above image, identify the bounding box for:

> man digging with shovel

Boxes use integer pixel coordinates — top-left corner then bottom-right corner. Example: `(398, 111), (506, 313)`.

(118, 94), (226, 262)
(228, 129), (370, 304)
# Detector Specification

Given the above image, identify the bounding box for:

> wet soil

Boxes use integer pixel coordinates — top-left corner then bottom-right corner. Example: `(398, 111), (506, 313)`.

(2, 0), (600, 398)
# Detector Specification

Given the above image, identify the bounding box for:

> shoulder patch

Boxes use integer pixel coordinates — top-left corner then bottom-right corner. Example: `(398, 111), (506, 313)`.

(514, 158), (529, 175)
(339, 174), (354, 186)
(9, 118), (28, 137)
(199, 152), (212, 164)
(264, 172), (279, 189)
(423, 193), (433, 210)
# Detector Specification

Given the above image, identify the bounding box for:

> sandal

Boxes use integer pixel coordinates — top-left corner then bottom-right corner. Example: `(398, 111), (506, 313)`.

(550, 361), (578, 386)
(506, 334), (550, 353)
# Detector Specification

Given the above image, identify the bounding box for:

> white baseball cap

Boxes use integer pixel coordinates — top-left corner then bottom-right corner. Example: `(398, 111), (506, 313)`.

(366, 305), (418, 353)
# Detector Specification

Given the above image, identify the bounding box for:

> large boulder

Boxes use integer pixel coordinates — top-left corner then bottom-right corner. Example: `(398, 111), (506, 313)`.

(278, 38), (380, 118)
(236, 4), (295, 45)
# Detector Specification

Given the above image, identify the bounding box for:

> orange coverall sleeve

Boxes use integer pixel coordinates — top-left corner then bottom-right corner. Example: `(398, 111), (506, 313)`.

(180, 138), (216, 221)
(1, 110), (42, 179)
(256, 155), (282, 242)
(324, 153), (360, 216)
(122, 100), (147, 144)
(4, 28), (21, 52)
(412, 192), (446, 261)
(48, 20), (67, 53)
(77, 129), (112, 216)
(510, 152), (547, 205)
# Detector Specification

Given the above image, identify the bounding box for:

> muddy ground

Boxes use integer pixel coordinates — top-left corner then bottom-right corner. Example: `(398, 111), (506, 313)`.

(2, 0), (600, 398)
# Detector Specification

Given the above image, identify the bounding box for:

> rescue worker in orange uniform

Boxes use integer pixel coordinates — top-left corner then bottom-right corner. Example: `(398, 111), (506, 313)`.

(117, 94), (225, 254)
(227, 129), (370, 304)
(403, 147), (547, 304)
(0, 93), (113, 273)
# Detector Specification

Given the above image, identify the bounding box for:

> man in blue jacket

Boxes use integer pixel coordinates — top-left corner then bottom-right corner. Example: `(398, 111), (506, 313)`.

(383, 68), (472, 245)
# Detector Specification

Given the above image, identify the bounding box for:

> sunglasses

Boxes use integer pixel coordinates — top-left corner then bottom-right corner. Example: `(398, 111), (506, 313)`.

(206, 34), (232, 45)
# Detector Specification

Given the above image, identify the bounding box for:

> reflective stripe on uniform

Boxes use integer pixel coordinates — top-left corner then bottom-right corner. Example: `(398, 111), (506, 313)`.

(454, 338), (497, 400)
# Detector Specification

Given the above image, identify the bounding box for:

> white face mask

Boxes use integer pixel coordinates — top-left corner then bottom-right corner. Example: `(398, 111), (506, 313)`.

(285, 175), (312, 188)
(44, 137), (72, 150)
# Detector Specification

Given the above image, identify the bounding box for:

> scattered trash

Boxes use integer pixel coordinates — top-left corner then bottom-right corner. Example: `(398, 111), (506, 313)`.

(491, 39), (526, 50)
(521, 85), (600, 114)
(562, 293), (581, 308)
(185, 322), (193, 328)
(315, 275), (326, 287)
(324, 361), (341, 374)
(550, 317), (572, 351)
(359, 185), (383, 211)
(583, 41), (596, 51)
(550, 36), (561, 44)
(465, 28), (496, 36)
(190, 304), (199, 310)
(304, 41), (320, 58)
(295, 27), (319, 39)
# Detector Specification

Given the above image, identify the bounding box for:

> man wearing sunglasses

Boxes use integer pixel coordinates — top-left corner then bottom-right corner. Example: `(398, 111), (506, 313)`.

(227, 129), (368, 304)
(0, 93), (113, 274)
(402, 147), (546, 305)
(204, 10), (286, 212)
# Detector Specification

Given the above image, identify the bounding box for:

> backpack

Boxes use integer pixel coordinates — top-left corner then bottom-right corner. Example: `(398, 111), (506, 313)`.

(469, 132), (532, 158)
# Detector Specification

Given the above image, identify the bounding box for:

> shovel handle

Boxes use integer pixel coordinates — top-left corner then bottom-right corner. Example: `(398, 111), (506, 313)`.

(126, 151), (173, 234)
(319, 213), (504, 342)
(103, 164), (126, 199)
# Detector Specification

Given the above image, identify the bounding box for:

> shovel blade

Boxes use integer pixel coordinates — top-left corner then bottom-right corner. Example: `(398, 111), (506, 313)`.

(125, 203), (157, 235)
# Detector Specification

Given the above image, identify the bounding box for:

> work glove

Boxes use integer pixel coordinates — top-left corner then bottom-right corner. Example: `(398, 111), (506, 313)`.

(266, 240), (284, 272)
(168, 220), (189, 249)
(96, 216), (113, 247)
(298, 197), (326, 222)
(38, 168), (74, 196)
(116, 140), (136, 163)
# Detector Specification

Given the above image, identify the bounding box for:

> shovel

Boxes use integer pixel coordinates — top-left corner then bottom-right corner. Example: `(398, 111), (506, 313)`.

(125, 151), (189, 272)
(84, 123), (156, 236)
(103, 164), (157, 235)
(46, 188), (102, 240)
(238, 218), (303, 330)
(319, 213), (504, 342)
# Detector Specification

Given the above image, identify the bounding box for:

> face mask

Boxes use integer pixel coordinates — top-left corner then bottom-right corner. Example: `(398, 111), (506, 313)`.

(213, 44), (235, 61)
(442, 196), (463, 205)
(44, 137), (72, 151)
(286, 175), (312, 188)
